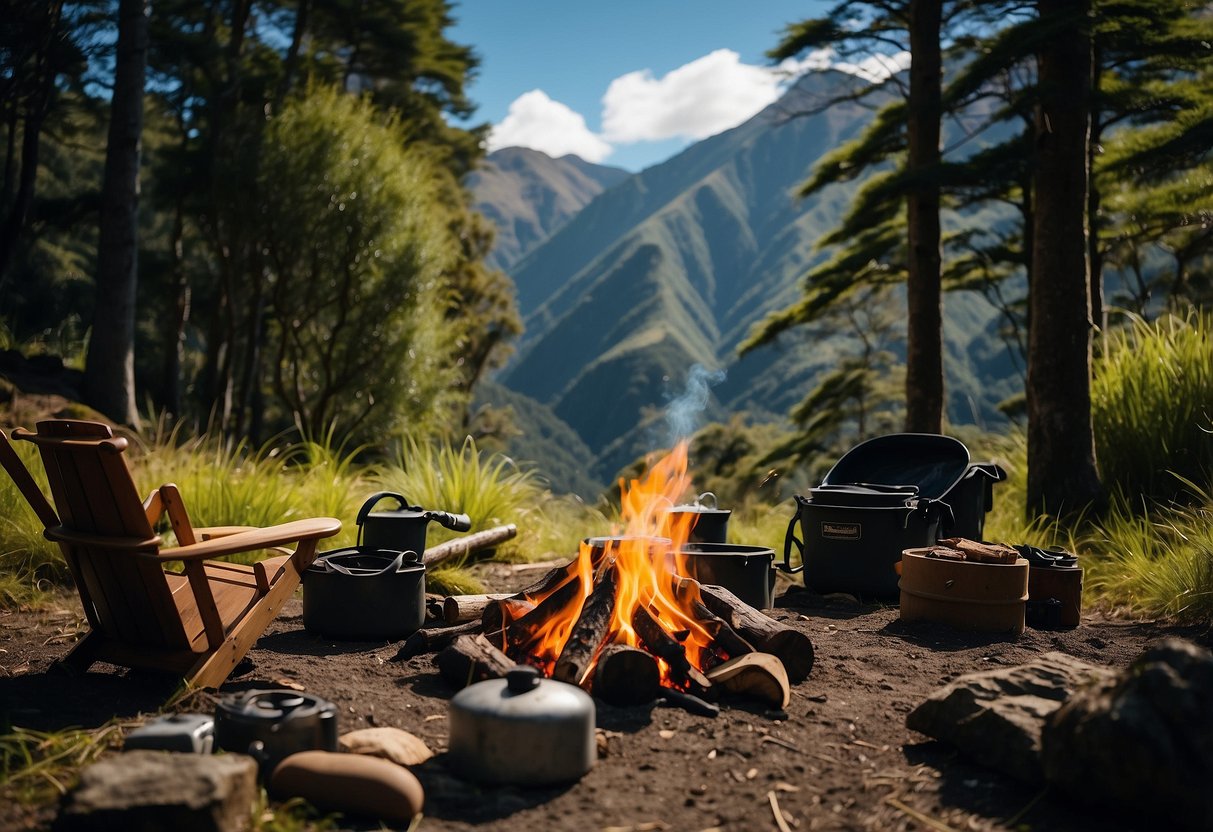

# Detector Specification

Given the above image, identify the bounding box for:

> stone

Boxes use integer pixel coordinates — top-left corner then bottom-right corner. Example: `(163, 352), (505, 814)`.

(906, 651), (1111, 782)
(270, 750), (424, 823)
(1042, 639), (1213, 831)
(55, 750), (257, 832)
(338, 726), (433, 766)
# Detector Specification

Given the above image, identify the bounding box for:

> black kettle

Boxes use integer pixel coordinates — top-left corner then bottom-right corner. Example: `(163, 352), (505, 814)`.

(355, 491), (471, 556)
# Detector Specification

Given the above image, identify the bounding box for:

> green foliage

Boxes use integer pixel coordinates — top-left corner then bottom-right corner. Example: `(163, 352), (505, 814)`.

(0, 724), (125, 806)
(1091, 312), (1213, 505)
(258, 85), (458, 445)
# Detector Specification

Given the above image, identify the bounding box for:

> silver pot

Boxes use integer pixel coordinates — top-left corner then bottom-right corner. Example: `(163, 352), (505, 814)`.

(447, 666), (595, 786)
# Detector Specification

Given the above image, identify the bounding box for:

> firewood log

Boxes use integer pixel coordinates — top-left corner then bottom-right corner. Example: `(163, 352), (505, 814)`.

(480, 598), (536, 636)
(553, 567), (618, 687)
(705, 653), (790, 708)
(697, 583), (814, 683)
(422, 524), (518, 567)
(501, 574), (585, 658)
(435, 634), (515, 690)
(443, 593), (514, 625)
(631, 606), (713, 696)
(391, 620), (482, 662)
(593, 645), (660, 707)
(690, 600), (756, 663)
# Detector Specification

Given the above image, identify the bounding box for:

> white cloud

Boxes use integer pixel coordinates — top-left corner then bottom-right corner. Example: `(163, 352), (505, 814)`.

(488, 90), (614, 162)
(601, 49), (782, 144)
(779, 47), (912, 84)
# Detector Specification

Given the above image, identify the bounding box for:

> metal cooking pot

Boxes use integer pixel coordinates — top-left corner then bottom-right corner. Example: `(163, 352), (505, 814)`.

(213, 690), (338, 775)
(678, 543), (776, 609)
(356, 491), (472, 555)
(303, 548), (425, 639)
(667, 492), (731, 544)
(447, 665), (595, 786)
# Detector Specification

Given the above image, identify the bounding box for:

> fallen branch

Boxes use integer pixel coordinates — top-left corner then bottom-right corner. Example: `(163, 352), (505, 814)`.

(422, 524), (518, 567)
(435, 634), (515, 690)
(391, 620), (482, 662)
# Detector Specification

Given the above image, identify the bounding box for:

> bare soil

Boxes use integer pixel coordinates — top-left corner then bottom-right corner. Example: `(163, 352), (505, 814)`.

(1, 561), (1208, 832)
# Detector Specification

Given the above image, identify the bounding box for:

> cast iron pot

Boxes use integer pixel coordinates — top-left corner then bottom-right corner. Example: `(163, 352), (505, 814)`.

(214, 690), (338, 775)
(356, 491), (472, 555)
(678, 543), (776, 609)
(666, 492), (731, 544)
(447, 665), (595, 786)
(303, 548), (425, 639)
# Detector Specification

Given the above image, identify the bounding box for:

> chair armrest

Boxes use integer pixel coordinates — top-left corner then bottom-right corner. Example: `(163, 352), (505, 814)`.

(196, 525), (257, 540)
(145, 517), (342, 562)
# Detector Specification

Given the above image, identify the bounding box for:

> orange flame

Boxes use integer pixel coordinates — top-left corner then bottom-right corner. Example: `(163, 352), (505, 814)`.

(506, 439), (726, 687)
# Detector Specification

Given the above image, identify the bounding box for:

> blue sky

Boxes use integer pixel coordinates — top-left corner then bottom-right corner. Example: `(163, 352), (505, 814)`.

(449, 0), (850, 172)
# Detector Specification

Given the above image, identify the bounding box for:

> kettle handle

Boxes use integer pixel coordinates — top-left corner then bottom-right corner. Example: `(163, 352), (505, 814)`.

(355, 492), (411, 546)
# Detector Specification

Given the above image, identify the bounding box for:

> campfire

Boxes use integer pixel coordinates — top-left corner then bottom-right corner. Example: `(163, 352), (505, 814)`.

(418, 441), (814, 711)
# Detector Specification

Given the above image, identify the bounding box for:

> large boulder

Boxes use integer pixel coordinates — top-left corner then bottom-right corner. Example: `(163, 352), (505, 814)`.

(55, 751), (257, 832)
(1042, 639), (1213, 831)
(906, 652), (1111, 782)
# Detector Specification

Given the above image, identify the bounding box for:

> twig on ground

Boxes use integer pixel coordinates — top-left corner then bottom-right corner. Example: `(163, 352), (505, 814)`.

(884, 796), (958, 832)
(766, 790), (793, 832)
(1003, 786), (1048, 827)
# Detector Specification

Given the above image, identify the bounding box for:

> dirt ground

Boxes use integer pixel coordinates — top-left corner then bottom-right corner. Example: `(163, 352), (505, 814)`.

(2, 560), (1209, 832)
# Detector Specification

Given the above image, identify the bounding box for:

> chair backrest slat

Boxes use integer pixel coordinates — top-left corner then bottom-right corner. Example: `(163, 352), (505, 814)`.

(20, 421), (190, 648)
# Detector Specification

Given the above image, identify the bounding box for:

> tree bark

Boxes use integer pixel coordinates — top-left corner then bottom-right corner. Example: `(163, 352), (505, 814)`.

(1026, 0), (1103, 519)
(83, 0), (148, 426)
(904, 0), (944, 433)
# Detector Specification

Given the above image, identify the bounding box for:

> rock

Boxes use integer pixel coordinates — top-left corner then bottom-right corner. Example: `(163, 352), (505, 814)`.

(1042, 639), (1213, 831)
(270, 750), (424, 823)
(338, 726), (433, 766)
(55, 750), (257, 832)
(906, 652), (1111, 782)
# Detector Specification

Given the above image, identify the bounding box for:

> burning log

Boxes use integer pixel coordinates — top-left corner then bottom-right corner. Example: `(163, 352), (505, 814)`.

(631, 606), (712, 695)
(500, 573), (585, 656)
(593, 645), (660, 706)
(553, 568), (618, 687)
(658, 687), (719, 718)
(392, 620), (484, 661)
(480, 598), (537, 636)
(690, 600), (756, 664)
(443, 593), (514, 625)
(422, 523), (518, 568)
(435, 634), (515, 690)
(697, 583), (814, 683)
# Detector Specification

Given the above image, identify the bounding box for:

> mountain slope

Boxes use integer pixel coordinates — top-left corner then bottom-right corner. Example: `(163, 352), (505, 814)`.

(482, 72), (1018, 483)
(468, 148), (630, 271)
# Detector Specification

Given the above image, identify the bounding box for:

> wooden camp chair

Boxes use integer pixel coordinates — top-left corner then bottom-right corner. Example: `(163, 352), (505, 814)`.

(0, 419), (341, 689)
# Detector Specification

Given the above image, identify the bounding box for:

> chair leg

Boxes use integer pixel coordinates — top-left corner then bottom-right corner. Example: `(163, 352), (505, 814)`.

(57, 630), (103, 675)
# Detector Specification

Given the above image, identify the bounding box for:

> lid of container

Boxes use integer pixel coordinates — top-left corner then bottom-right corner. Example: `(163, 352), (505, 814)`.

(668, 491), (731, 516)
(216, 690), (336, 725)
(821, 433), (970, 501)
(809, 483), (921, 508)
(679, 543), (775, 559)
(450, 666), (594, 723)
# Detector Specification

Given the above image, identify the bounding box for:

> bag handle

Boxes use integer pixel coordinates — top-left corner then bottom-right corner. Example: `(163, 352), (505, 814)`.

(779, 496), (807, 574)
(324, 551), (408, 576)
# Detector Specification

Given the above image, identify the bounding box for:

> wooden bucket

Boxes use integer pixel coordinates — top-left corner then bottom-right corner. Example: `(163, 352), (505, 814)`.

(899, 548), (1029, 635)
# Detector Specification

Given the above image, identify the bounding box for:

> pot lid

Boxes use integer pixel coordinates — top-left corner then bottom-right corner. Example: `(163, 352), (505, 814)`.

(808, 483), (921, 508)
(668, 491), (731, 515)
(821, 433), (970, 501)
(450, 666), (594, 724)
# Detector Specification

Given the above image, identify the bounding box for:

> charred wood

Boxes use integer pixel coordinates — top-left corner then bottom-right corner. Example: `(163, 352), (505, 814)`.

(435, 633), (515, 690)
(631, 606), (712, 695)
(553, 567), (618, 687)
(593, 644), (660, 707)
(697, 583), (814, 683)
(480, 597), (537, 636)
(691, 600), (756, 664)
(658, 686), (719, 718)
(500, 574), (585, 657)
(391, 620), (482, 662)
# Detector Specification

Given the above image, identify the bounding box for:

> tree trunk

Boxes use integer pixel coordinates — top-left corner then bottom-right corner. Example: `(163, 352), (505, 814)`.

(1026, 0), (1102, 519)
(83, 0), (148, 426)
(904, 0), (944, 433)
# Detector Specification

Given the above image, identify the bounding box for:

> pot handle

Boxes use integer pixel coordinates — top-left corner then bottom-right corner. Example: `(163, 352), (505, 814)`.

(695, 491), (718, 509)
(355, 492), (412, 546)
(779, 497), (806, 574)
(325, 551), (408, 576)
(424, 510), (472, 532)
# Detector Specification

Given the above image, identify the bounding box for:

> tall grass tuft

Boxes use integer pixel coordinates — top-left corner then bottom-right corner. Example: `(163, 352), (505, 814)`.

(373, 436), (559, 559)
(1092, 311), (1213, 505)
